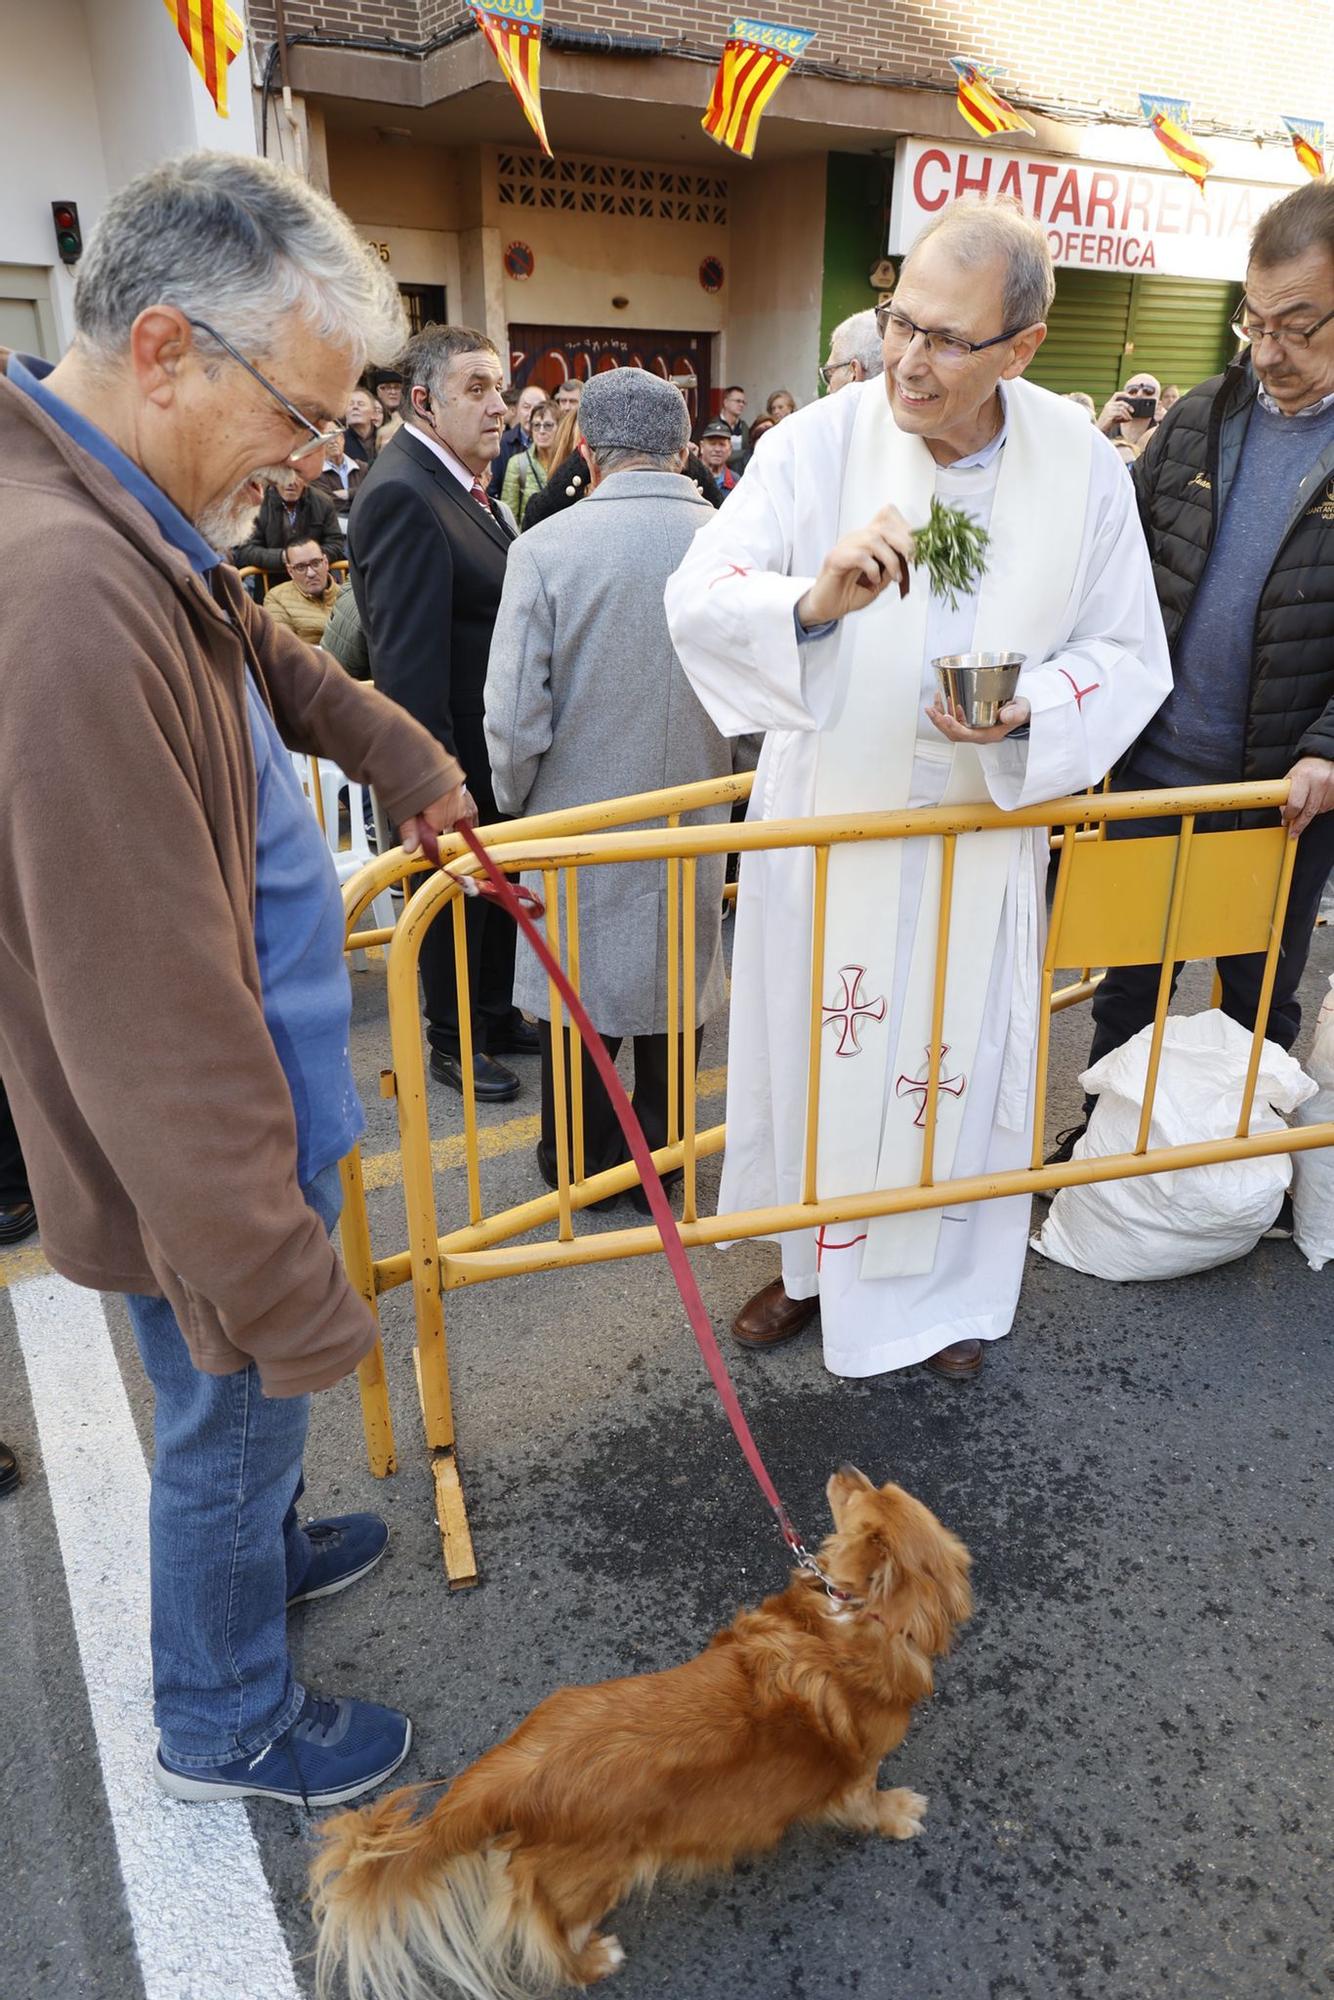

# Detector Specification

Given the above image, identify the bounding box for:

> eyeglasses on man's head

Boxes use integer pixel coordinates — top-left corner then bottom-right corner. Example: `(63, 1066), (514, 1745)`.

(818, 357), (856, 387)
(187, 316), (346, 463)
(1231, 300), (1334, 351)
(874, 303), (1032, 363)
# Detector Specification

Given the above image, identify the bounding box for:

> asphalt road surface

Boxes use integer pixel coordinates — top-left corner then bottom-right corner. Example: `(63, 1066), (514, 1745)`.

(3, 921), (1331, 2000)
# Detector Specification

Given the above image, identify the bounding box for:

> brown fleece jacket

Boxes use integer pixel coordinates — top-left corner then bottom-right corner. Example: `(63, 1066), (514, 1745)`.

(0, 355), (462, 1395)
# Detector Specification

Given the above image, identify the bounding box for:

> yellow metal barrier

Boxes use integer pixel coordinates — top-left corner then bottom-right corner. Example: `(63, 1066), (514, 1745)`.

(339, 775), (1334, 1585)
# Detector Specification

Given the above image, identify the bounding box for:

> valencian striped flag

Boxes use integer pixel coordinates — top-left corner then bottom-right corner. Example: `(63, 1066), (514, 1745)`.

(473, 0), (552, 158)
(1140, 94), (1213, 192)
(1283, 116), (1327, 181)
(161, 0), (245, 117)
(949, 58), (1035, 141)
(702, 17), (815, 160)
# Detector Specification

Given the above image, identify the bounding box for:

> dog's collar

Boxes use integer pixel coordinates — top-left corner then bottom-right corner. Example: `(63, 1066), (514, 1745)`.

(791, 1541), (865, 1610)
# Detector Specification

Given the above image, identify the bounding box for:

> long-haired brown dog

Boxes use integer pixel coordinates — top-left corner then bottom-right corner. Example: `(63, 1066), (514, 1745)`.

(311, 1469), (971, 2000)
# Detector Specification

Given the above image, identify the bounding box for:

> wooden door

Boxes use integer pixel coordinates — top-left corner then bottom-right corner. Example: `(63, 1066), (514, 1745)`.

(508, 323), (713, 429)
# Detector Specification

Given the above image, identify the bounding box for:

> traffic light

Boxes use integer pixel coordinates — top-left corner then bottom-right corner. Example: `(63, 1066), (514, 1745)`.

(51, 202), (83, 265)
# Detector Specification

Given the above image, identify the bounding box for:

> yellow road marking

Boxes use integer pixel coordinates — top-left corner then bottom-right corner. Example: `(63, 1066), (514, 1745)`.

(0, 1066), (730, 1294)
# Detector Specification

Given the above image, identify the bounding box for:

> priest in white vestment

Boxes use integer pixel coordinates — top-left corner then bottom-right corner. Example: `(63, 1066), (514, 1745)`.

(664, 197), (1172, 1381)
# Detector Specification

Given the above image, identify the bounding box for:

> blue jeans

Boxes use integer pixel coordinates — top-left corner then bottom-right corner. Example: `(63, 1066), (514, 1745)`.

(125, 1162), (343, 1768)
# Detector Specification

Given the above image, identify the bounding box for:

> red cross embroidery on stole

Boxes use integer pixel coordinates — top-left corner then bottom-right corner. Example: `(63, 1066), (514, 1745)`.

(815, 1227), (868, 1270)
(1059, 667), (1099, 709)
(708, 563), (751, 588)
(895, 1046), (967, 1128)
(822, 966), (887, 1057)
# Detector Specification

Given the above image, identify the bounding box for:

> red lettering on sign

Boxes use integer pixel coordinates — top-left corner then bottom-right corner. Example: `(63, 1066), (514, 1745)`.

(1027, 161), (1059, 212)
(1086, 171), (1119, 230)
(1050, 168), (1083, 226)
(912, 148), (952, 213)
(1141, 238), (1157, 269)
(1097, 233), (1115, 265)
(955, 152), (994, 198)
(1121, 175), (1154, 234)
(997, 158), (1025, 204)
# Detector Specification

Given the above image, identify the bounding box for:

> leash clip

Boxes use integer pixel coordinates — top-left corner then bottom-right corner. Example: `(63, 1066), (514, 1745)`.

(789, 1535), (860, 1608)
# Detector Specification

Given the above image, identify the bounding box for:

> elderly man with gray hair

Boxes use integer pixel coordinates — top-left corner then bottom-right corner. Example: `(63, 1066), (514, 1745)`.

(486, 368), (749, 1209)
(0, 153), (474, 1808)
(820, 307), (886, 393)
(667, 195), (1171, 1383)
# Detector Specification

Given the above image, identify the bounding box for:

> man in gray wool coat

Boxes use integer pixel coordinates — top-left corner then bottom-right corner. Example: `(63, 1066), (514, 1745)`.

(485, 367), (755, 1212)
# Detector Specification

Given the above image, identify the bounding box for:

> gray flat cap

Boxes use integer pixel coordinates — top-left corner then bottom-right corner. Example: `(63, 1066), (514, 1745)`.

(579, 367), (689, 457)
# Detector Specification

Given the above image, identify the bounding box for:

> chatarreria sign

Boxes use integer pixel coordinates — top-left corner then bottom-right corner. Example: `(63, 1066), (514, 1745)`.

(889, 136), (1292, 283)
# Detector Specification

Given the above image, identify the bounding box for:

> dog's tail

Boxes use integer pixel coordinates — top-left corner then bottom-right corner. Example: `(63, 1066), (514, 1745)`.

(311, 1779), (538, 2000)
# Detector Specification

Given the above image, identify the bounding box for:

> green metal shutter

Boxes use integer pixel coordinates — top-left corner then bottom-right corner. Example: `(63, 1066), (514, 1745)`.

(1122, 275), (1241, 395)
(1026, 269), (1133, 405)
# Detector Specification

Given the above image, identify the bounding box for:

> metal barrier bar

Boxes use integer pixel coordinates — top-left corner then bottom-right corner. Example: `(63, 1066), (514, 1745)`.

(666, 815), (681, 1150)
(543, 868), (574, 1242)
(336, 1142), (395, 1477)
(1134, 818), (1195, 1157)
(803, 846), (830, 1206)
(565, 868), (585, 1188)
(1237, 832), (1299, 1139)
(453, 895), (483, 1227)
(683, 856), (699, 1224)
(1031, 823), (1078, 1170)
(436, 1122), (1334, 1288)
(920, 832), (957, 1187)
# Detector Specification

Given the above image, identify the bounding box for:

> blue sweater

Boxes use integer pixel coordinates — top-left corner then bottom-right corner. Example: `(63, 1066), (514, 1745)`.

(1134, 396), (1334, 785)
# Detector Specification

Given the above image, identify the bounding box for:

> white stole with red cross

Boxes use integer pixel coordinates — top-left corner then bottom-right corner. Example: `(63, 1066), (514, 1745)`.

(810, 376), (1091, 1279)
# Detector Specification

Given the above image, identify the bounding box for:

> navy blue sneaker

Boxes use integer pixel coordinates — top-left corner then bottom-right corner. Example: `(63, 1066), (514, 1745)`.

(153, 1690), (411, 1807)
(287, 1513), (389, 1606)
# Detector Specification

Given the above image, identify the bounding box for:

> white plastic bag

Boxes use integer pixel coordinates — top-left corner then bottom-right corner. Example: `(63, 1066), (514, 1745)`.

(1034, 1009), (1316, 1282)
(1292, 973), (1334, 1271)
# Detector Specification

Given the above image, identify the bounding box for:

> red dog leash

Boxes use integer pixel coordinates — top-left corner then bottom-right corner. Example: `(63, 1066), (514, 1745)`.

(416, 820), (851, 1600)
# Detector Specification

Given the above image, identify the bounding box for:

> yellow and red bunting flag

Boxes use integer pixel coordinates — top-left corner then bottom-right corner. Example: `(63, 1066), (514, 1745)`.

(1140, 94), (1212, 193)
(473, 0), (552, 159)
(1282, 116), (1327, 181)
(162, 0), (245, 118)
(948, 57), (1035, 141)
(702, 17), (815, 160)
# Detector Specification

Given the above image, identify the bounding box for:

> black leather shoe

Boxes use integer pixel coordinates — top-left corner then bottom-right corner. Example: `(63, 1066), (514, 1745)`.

(488, 1017), (541, 1057)
(0, 1442), (19, 1496)
(0, 1200), (37, 1245)
(429, 1050), (521, 1102)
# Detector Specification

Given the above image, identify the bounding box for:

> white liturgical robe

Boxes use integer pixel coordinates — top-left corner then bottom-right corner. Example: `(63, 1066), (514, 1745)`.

(664, 375), (1173, 1375)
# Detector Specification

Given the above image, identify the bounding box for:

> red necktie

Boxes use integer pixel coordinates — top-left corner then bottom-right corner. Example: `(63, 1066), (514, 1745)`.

(469, 479), (493, 515)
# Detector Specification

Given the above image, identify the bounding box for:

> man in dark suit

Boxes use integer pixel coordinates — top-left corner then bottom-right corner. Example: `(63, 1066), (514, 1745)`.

(349, 325), (538, 1101)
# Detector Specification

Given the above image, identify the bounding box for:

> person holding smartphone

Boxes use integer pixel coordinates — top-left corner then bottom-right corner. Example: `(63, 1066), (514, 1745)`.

(1096, 372), (1161, 452)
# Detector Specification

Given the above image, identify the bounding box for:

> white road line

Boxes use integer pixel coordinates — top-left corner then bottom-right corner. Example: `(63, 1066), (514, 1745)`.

(11, 1272), (302, 2000)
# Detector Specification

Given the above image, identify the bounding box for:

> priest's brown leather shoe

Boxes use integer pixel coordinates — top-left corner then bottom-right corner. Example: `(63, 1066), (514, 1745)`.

(732, 1279), (818, 1349)
(923, 1339), (984, 1379)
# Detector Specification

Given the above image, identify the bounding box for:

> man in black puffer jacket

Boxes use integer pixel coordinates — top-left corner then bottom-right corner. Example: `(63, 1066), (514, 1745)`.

(1056, 181), (1334, 1172)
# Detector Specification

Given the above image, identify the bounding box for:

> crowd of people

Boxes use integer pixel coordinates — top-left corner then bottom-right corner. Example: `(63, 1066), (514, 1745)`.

(3, 147), (1334, 1817)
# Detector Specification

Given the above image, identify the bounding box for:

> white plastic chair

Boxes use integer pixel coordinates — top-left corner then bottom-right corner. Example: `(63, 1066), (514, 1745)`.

(290, 753), (396, 964)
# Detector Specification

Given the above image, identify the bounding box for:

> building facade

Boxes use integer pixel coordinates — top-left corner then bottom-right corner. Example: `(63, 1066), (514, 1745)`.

(4, 0), (1333, 413)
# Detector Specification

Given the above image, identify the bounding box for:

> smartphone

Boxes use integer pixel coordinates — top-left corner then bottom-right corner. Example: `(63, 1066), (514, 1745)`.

(1123, 394), (1157, 420)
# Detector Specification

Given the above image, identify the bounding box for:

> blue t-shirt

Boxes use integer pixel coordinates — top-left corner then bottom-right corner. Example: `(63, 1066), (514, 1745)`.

(7, 353), (364, 1182)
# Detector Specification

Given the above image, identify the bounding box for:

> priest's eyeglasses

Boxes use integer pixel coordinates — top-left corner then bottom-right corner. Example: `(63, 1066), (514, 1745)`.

(187, 316), (345, 463)
(875, 304), (1029, 364)
(1231, 301), (1334, 351)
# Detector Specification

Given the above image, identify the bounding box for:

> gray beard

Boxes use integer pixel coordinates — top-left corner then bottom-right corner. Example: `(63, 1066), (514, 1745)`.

(195, 467), (289, 553)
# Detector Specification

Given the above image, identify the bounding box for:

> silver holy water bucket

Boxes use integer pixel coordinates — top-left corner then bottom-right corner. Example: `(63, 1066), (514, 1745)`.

(931, 651), (1026, 729)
